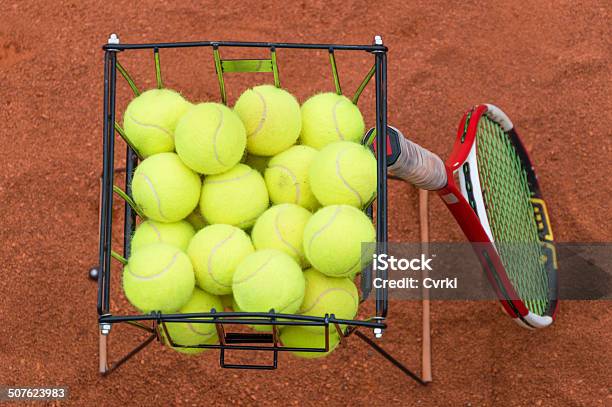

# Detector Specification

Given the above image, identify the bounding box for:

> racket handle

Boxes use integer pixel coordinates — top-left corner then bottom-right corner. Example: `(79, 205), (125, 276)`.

(388, 129), (447, 190)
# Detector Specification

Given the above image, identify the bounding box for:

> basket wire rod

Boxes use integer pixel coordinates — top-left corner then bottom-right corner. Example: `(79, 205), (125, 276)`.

(114, 122), (143, 160)
(112, 185), (144, 218)
(115, 60), (141, 96)
(99, 312), (386, 327)
(110, 250), (127, 265)
(123, 145), (139, 259)
(104, 40), (387, 52)
(352, 64), (375, 105)
(329, 49), (342, 95)
(374, 48), (389, 320)
(213, 46), (227, 104)
(270, 48), (280, 87)
(154, 48), (163, 89)
(98, 50), (117, 315)
(103, 50), (118, 314)
(97, 51), (110, 314)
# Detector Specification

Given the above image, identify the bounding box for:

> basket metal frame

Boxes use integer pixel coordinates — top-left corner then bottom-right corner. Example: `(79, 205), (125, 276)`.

(94, 34), (426, 384)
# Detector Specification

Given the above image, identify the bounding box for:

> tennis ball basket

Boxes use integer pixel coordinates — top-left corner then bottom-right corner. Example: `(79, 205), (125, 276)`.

(94, 34), (426, 384)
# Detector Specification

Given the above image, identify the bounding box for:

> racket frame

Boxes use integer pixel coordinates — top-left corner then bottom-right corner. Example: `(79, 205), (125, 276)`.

(439, 104), (558, 328)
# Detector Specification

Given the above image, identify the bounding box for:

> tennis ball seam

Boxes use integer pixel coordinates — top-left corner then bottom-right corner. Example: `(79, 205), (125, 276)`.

(233, 254), (275, 285)
(147, 222), (162, 241)
(344, 256), (362, 276)
(137, 173), (169, 221)
(331, 98), (346, 141)
(306, 205), (341, 258)
(273, 208), (302, 260)
(335, 148), (365, 207)
(211, 105), (228, 167)
(206, 229), (237, 288)
(299, 287), (358, 314)
(278, 293), (305, 313)
(268, 164), (301, 203)
(127, 252), (179, 280)
(127, 112), (174, 143)
(248, 88), (268, 139)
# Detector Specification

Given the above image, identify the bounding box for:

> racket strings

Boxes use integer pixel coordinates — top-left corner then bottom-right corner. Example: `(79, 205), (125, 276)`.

(476, 118), (549, 316)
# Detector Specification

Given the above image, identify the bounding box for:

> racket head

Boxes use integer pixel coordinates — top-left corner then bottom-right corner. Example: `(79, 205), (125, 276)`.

(441, 104), (558, 328)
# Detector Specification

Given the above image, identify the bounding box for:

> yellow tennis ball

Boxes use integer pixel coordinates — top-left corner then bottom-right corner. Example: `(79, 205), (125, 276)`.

(232, 249), (305, 316)
(251, 204), (312, 267)
(199, 163), (269, 229)
(300, 92), (365, 149)
(280, 326), (340, 359)
(309, 141), (377, 208)
(303, 205), (375, 277)
(162, 288), (222, 354)
(123, 88), (191, 158)
(264, 145), (320, 211)
(122, 243), (195, 313)
(234, 84), (301, 156)
(175, 103), (246, 174)
(187, 224), (255, 295)
(298, 268), (359, 333)
(131, 219), (195, 252)
(132, 152), (201, 223)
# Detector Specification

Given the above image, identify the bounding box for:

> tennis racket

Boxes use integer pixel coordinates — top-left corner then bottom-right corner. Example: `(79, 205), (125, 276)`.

(365, 104), (558, 328)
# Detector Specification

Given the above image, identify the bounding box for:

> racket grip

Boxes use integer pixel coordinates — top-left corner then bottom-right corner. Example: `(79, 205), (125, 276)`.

(389, 131), (447, 190)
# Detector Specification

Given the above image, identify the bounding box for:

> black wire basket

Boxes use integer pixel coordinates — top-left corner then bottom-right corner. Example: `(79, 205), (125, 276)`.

(94, 34), (424, 382)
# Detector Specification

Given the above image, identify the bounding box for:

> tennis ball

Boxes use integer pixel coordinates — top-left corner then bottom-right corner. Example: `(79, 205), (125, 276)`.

(199, 164), (269, 229)
(123, 88), (191, 157)
(122, 243), (195, 313)
(244, 154), (270, 174)
(280, 326), (340, 359)
(300, 92), (365, 149)
(303, 205), (375, 277)
(251, 204), (312, 267)
(132, 152), (201, 223)
(309, 141), (377, 208)
(175, 103), (246, 174)
(264, 145), (319, 211)
(298, 268), (359, 333)
(162, 288), (222, 354)
(130, 220), (195, 253)
(187, 224), (255, 295)
(233, 249), (305, 316)
(131, 220), (195, 252)
(234, 84), (301, 156)
(184, 209), (207, 230)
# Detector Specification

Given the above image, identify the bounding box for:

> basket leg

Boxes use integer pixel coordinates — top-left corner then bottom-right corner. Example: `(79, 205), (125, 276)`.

(353, 330), (427, 385)
(98, 322), (156, 377)
(99, 331), (108, 374)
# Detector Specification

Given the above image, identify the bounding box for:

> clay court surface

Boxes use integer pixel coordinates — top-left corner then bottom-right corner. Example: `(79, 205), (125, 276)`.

(0, 1), (610, 405)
